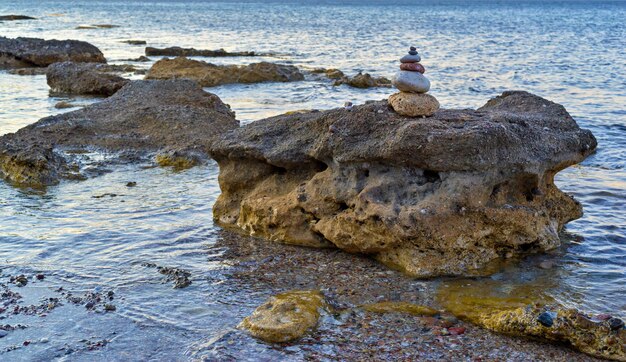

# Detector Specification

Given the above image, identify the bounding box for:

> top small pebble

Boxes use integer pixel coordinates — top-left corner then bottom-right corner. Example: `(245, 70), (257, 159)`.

(400, 46), (421, 63)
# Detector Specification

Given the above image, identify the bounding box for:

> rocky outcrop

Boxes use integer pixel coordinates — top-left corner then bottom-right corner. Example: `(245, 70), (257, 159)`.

(209, 91), (596, 277)
(239, 290), (326, 343)
(0, 80), (238, 187)
(46, 62), (130, 96)
(145, 57), (304, 87)
(145, 46), (255, 57)
(0, 15), (36, 21)
(311, 68), (391, 88)
(334, 72), (392, 88)
(0, 37), (105, 69)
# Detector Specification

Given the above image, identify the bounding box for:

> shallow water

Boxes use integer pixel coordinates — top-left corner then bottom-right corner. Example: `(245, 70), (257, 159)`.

(1, 0), (625, 360)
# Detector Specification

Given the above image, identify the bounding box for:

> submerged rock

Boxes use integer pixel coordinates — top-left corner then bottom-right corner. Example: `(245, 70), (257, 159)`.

(361, 302), (439, 316)
(46, 62), (130, 96)
(121, 40), (147, 45)
(436, 277), (626, 361)
(7, 67), (48, 76)
(145, 56), (304, 87)
(239, 290), (326, 343)
(0, 36), (105, 69)
(485, 307), (625, 360)
(145, 46), (256, 57)
(209, 91), (596, 277)
(0, 80), (238, 187)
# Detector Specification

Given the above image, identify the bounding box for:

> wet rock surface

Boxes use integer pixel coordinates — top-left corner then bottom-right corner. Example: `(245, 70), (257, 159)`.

(205, 230), (602, 361)
(209, 91), (597, 277)
(145, 46), (256, 57)
(0, 37), (105, 69)
(145, 56), (304, 87)
(46, 62), (130, 96)
(0, 79), (238, 187)
(239, 290), (325, 343)
(141, 263), (192, 288)
(437, 280), (626, 360)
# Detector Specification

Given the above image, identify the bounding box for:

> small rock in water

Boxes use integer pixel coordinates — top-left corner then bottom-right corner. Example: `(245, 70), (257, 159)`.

(595, 313), (612, 321)
(344, 101), (353, 110)
(0, 330), (8, 338)
(104, 304), (116, 312)
(539, 260), (555, 269)
(39, 338), (49, 343)
(36, 273), (45, 280)
(608, 317), (624, 330)
(14, 275), (28, 287)
(126, 181), (137, 187)
(537, 311), (555, 327)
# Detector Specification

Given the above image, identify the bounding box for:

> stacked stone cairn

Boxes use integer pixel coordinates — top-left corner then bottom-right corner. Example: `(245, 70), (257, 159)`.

(389, 46), (440, 117)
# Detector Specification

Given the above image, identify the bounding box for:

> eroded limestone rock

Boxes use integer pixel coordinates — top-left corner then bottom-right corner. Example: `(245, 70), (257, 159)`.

(388, 92), (440, 117)
(0, 36), (105, 69)
(437, 281), (626, 361)
(239, 290), (326, 343)
(0, 80), (238, 187)
(145, 56), (304, 87)
(46, 62), (130, 96)
(209, 91), (596, 277)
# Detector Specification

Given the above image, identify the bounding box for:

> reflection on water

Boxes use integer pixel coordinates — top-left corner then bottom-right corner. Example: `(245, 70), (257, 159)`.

(0, 0), (625, 359)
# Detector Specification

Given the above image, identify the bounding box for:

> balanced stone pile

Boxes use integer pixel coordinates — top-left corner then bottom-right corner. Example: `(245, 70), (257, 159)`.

(389, 46), (440, 117)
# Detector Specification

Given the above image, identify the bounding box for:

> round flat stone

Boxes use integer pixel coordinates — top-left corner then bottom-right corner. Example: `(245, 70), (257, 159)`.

(400, 54), (421, 63)
(392, 71), (430, 93)
(400, 63), (425, 73)
(389, 92), (440, 117)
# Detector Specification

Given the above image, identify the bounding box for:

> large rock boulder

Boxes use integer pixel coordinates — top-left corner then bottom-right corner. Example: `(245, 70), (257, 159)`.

(145, 46), (255, 57)
(209, 91), (596, 277)
(145, 56), (304, 87)
(46, 62), (130, 96)
(0, 80), (238, 187)
(0, 37), (105, 69)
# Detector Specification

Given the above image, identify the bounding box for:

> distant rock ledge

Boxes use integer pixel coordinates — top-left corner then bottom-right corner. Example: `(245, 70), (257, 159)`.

(0, 36), (105, 69)
(209, 91), (597, 278)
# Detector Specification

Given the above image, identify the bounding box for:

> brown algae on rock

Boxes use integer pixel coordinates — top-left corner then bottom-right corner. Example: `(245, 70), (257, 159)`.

(436, 279), (626, 361)
(360, 302), (439, 317)
(155, 153), (199, 171)
(239, 290), (326, 343)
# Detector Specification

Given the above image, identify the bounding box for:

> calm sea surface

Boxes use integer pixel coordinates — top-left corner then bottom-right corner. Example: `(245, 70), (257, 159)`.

(1, 0), (625, 360)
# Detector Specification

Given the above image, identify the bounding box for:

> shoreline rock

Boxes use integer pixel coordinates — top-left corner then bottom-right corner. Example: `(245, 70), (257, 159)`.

(209, 91), (596, 277)
(46, 62), (130, 96)
(334, 72), (392, 88)
(0, 80), (238, 187)
(0, 37), (105, 69)
(239, 290), (326, 343)
(145, 46), (255, 57)
(145, 56), (304, 87)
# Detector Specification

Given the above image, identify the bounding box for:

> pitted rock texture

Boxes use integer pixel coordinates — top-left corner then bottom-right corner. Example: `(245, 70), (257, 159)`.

(0, 36), (105, 69)
(0, 80), (237, 187)
(47, 62), (130, 96)
(209, 91), (596, 277)
(145, 56), (304, 87)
